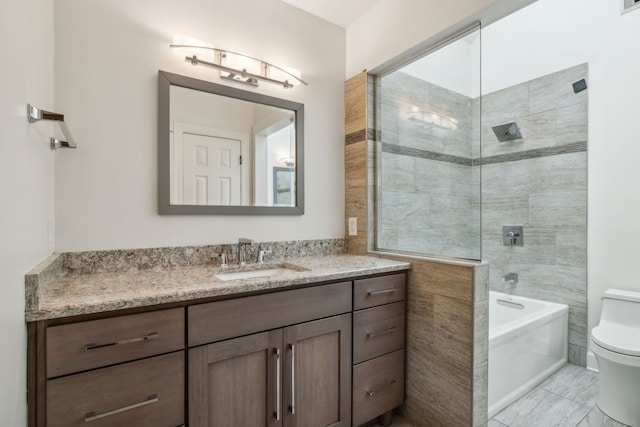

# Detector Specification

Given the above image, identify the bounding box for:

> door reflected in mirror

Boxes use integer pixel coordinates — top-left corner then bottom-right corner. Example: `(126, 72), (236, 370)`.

(158, 71), (304, 215)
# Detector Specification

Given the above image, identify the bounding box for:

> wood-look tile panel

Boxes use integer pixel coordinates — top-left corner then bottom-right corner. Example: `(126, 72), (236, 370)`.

(413, 259), (473, 302)
(402, 259), (476, 427)
(345, 71), (370, 255)
(345, 71), (368, 138)
(345, 140), (368, 255)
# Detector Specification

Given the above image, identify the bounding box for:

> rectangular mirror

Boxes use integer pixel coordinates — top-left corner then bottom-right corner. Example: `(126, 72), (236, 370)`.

(158, 70), (304, 215)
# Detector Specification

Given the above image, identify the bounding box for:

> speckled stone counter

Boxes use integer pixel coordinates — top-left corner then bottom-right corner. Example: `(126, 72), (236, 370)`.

(25, 242), (410, 321)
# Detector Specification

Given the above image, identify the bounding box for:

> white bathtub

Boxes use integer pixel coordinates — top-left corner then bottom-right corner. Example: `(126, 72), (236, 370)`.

(488, 291), (568, 418)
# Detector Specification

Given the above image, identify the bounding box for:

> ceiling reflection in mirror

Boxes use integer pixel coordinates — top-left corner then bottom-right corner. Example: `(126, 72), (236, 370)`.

(158, 71), (304, 215)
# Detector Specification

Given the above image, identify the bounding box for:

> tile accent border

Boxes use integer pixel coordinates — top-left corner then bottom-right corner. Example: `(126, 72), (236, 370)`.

(346, 128), (377, 145)
(477, 141), (587, 166)
(380, 140), (587, 167)
(345, 129), (367, 145)
(382, 142), (473, 166)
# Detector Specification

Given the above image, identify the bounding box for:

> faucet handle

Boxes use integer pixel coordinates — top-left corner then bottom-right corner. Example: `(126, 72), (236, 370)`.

(257, 247), (273, 263)
(218, 250), (228, 265)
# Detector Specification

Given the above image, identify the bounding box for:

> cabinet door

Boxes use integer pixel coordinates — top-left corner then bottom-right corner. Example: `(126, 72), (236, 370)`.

(189, 330), (283, 427)
(283, 314), (352, 427)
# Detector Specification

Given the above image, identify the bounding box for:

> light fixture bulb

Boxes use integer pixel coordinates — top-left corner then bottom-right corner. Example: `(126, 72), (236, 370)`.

(171, 35), (214, 62)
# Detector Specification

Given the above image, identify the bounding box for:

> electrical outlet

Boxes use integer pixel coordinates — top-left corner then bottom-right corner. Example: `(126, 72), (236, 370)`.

(348, 217), (357, 236)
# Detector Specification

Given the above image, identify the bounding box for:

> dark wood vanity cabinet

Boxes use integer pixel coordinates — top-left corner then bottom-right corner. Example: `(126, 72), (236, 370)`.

(29, 272), (407, 427)
(187, 282), (352, 427)
(352, 274), (407, 427)
(42, 308), (185, 427)
(189, 314), (351, 427)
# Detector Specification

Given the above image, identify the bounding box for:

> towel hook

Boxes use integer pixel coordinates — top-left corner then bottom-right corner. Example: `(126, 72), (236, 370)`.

(27, 104), (77, 150)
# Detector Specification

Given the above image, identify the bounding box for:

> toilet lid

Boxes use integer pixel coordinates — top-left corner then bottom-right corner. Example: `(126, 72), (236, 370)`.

(592, 323), (640, 356)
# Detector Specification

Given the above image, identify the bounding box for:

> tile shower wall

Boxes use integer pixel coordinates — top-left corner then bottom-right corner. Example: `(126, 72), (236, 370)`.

(378, 72), (480, 259)
(375, 65), (587, 365)
(480, 63), (588, 366)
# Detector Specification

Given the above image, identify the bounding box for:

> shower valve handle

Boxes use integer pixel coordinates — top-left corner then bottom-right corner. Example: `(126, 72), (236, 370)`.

(508, 231), (520, 244)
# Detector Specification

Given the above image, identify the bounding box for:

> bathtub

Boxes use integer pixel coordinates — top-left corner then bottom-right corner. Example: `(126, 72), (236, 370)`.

(488, 291), (568, 418)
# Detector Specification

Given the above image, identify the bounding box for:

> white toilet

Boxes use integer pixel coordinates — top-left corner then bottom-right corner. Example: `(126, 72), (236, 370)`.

(591, 289), (640, 427)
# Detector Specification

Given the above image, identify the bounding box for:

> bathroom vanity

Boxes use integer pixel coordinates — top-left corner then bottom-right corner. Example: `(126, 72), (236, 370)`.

(25, 252), (409, 427)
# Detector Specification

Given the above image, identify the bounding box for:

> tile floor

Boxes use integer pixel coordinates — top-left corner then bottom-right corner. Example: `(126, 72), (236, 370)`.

(490, 364), (629, 427)
(380, 364), (630, 427)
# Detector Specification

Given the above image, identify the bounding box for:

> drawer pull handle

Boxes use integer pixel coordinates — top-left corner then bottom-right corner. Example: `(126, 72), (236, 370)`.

(274, 348), (281, 421)
(84, 394), (158, 422)
(84, 332), (159, 351)
(366, 326), (397, 339)
(366, 379), (396, 397)
(367, 287), (397, 296)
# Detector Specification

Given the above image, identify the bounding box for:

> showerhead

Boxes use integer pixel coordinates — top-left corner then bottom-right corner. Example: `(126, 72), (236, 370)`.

(492, 122), (522, 142)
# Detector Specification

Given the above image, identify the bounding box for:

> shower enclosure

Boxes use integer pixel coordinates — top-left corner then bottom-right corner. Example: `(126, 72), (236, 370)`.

(374, 21), (588, 424)
(375, 26), (482, 260)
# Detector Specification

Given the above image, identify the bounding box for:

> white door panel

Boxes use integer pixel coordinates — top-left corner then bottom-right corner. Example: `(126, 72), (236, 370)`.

(172, 122), (249, 206)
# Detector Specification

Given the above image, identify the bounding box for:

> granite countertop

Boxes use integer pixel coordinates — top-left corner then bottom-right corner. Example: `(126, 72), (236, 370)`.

(25, 252), (410, 321)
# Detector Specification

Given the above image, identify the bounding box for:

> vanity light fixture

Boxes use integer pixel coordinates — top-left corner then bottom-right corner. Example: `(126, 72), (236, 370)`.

(170, 36), (307, 89)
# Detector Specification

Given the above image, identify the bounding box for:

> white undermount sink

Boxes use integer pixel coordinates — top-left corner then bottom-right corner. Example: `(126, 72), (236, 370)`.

(212, 265), (301, 281)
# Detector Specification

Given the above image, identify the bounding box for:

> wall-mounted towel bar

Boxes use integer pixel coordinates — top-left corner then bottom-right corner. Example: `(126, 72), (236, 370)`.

(27, 104), (77, 150)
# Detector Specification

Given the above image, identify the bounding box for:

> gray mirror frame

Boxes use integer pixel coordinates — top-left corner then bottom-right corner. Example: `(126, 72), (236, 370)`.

(158, 70), (304, 215)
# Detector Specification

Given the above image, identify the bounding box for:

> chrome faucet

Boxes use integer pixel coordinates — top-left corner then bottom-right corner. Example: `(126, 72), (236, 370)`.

(218, 249), (228, 266)
(238, 238), (254, 265)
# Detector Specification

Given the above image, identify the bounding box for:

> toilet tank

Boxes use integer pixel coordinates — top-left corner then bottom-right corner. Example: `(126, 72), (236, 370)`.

(601, 289), (640, 326)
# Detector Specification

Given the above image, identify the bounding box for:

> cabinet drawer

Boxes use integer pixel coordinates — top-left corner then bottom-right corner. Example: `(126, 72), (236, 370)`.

(352, 350), (404, 427)
(353, 274), (405, 310)
(47, 351), (184, 427)
(188, 281), (352, 347)
(47, 308), (184, 378)
(353, 301), (405, 364)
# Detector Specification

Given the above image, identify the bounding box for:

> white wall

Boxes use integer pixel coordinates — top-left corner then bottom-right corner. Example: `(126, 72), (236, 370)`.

(400, 32), (478, 98)
(0, 0), (54, 424)
(480, 0), (640, 369)
(54, 0), (346, 251)
(345, 0), (537, 78)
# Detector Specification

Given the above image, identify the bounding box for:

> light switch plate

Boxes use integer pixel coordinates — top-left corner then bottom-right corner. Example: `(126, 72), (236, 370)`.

(348, 217), (357, 236)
